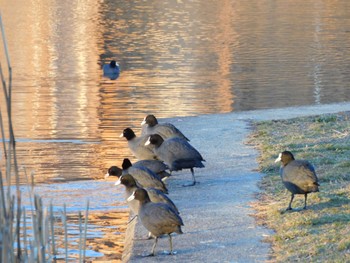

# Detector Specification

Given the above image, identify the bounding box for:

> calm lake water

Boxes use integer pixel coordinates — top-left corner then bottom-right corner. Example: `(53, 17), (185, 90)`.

(1, 0), (350, 184)
(0, 1), (349, 260)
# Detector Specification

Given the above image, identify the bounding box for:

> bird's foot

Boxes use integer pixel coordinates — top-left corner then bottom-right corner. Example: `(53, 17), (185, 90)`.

(182, 181), (198, 187)
(133, 236), (153, 241)
(159, 250), (176, 255)
(142, 252), (155, 257)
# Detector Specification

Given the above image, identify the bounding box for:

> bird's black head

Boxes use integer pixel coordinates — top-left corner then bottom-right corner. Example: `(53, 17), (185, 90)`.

(122, 128), (136, 140)
(133, 188), (150, 202)
(107, 166), (122, 177)
(120, 174), (137, 187)
(122, 158), (133, 170)
(276, 151), (295, 166)
(110, 60), (117, 68)
(145, 114), (158, 127)
(148, 134), (164, 147)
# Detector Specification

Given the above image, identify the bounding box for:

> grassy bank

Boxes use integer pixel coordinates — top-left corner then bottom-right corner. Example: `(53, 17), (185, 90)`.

(249, 112), (350, 262)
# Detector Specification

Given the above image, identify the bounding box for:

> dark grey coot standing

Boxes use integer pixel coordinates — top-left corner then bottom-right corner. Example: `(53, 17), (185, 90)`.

(122, 158), (168, 193)
(275, 151), (319, 210)
(105, 160), (168, 193)
(145, 134), (205, 186)
(123, 158), (171, 181)
(120, 128), (157, 160)
(105, 165), (141, 214)
(115, 174), (179, 215)
(141, 114), (190, 141)
(115, 174), (140, 215)
(127, 188), (183, 256)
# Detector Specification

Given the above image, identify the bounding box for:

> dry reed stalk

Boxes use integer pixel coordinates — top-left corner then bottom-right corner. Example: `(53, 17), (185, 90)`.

(82, 200), (89, 263)
(62, 204), (68, 262)
(0, 109), (7, 159)
(49, 203), (57, 261)
(1, 14), (90, 263)
(78, 211), (83, 262)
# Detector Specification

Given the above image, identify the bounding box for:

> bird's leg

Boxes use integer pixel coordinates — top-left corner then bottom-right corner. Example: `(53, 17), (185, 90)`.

(128, 215), (138, 224)
(191, 168), (196, 185)
(147, 237), (158, 257)
(168, 234), (173, 255)
(147, 231), (154, 239)
(287, 194), (294, 210)
(182, 168), (196, 187)
(303, 193), (308, 209)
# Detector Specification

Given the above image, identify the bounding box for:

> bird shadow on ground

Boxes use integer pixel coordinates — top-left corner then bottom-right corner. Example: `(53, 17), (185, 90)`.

(279, 196), (350, 227)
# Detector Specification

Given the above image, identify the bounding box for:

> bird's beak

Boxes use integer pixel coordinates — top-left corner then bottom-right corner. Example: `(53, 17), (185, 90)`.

(141, 118), (146, 126)
(119, 133), (124, 137)
(115, 178), (122, 186)
(145, 137), (151, 146)
(127, 193), (135, 201)
(104, 173), (110, 179)
(274, 153), (282, 163)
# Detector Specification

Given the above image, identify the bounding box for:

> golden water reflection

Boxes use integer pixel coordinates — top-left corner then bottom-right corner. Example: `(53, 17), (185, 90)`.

(0, 0), (350, 183)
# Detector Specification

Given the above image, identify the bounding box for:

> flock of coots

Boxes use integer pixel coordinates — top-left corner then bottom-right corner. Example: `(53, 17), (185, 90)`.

(105, 114), (205, 256)
(101, 61), (322, 258)
(102, 113), (320, 256)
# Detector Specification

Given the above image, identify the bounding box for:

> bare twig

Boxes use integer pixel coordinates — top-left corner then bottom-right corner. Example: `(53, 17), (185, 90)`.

(22, 207), (28, 261)
(78, 211), (83, 262)
(63, 204), (68, 263)
(50, 203), (57, 262)
(0, 109), (7, 159)
(83, 200), (89, 263)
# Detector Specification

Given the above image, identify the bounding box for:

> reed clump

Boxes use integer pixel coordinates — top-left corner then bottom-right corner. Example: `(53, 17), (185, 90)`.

(0, 15), (89, 262)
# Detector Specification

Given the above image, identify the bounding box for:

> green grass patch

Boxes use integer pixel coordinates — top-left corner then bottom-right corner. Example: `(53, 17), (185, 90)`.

(249, 112), (350, 262)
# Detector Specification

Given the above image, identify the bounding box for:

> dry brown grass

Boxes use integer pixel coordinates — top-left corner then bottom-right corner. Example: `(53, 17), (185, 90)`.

(249, 112), (350, 262)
